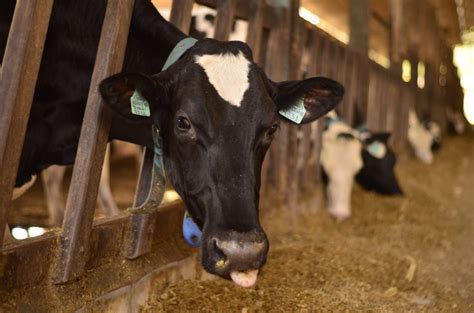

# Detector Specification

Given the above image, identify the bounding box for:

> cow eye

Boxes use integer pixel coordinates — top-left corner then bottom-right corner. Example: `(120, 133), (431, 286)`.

(177, 116), (191, 131)
(268, 124), (279, 136)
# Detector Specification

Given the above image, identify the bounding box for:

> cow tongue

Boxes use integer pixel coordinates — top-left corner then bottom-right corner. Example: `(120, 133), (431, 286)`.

(230, 269), (259, 288)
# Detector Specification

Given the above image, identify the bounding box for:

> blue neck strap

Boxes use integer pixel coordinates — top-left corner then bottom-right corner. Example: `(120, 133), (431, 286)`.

(162, 37), (198, 71)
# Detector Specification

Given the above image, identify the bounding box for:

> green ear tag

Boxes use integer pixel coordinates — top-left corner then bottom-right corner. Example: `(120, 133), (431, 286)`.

(130, 90), (151, 117)
(367, 141), (386, 159)
(278, 98), (306, 124)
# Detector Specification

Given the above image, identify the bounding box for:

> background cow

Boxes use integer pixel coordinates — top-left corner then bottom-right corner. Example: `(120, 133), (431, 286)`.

(408, 109), (441, 163)
(320, 112), (402, 221)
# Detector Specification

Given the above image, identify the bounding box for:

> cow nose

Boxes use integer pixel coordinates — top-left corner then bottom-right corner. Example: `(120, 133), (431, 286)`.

(211, 233), (268, 274)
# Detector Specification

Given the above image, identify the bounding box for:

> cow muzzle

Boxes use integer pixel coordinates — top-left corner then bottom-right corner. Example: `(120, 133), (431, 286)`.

(203, 230), (268, 287)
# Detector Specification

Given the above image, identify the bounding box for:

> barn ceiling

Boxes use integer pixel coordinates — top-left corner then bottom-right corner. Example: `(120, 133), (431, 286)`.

(152, 0), (465, 65)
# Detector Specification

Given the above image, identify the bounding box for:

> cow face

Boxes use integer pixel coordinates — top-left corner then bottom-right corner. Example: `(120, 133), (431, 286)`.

(355, 132), (403, 195)
(100, 39), (343, 287)
(320, 120), (363, 221)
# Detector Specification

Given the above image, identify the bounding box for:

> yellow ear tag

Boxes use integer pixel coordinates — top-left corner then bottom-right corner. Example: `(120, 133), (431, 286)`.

(130, 90), (151, 117)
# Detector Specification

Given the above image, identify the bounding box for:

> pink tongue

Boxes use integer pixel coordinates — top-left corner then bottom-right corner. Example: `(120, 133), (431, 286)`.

(230, 269), (259, 288)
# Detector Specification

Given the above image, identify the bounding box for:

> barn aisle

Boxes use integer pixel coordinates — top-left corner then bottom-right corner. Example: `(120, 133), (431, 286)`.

(143, 134), (474, 312)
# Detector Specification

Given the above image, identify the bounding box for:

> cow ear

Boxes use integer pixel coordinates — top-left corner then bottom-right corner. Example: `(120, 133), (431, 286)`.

(99, 73), (160, 123)
(273, 77), (344, 125)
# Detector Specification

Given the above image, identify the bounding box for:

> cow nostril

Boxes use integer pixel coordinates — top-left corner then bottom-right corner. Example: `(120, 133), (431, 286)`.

(213, 239), (228, 268)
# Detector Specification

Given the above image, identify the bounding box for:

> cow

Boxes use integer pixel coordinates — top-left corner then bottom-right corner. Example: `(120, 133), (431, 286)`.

(1, 0), (343, 287)
(320, 112), (402, 221)
(408, 109), (440, 163)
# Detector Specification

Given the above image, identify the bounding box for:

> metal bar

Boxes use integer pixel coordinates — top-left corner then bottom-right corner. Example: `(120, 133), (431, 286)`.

(169, 0), (195, 33)
(214, 0), (236, 41)
(0, 0), (54, 245)
(53, 0), (136, 283)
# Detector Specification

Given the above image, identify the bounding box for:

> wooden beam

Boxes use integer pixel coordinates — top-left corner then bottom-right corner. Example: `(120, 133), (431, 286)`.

(0, 0), (54, 245)
(214, 0), (236, 41)
(53, 0), (136, 283)
(169, 0), (194, 33)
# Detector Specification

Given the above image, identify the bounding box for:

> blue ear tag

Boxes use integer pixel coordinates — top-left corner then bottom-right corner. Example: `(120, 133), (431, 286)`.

(130, 90), (151, 117)
(182, 211), (202, 248)
(278, 97), (306, 124)
(367, 141), (386, 159)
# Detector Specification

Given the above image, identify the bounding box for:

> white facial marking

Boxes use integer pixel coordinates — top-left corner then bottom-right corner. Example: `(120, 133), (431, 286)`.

(321, 121), (363, 221)
(195, 52), (250, 107)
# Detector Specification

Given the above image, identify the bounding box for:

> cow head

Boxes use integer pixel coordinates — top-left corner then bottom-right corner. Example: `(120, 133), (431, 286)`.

(99, 39), (343, 287)
(320, 118), (363, 221)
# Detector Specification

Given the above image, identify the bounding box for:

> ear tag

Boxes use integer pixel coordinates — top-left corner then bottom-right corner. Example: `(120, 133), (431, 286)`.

(367, 141), (386, 159)
(130, 90), (151, 117)
(278, 97), (306, 124)
(182, 211), (202, 248)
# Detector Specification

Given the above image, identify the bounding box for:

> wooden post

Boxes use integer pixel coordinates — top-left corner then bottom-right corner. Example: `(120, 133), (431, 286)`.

(348, 0), (370, 122)
(54, 0), (135, 283)
(0, 0), (54, 245)
(246, 0), (265, 61)
(170, 0), (195, 33)
(287, 0), (303, 213)
(264, 4), (290, 200)
(214, 0), (236, 41)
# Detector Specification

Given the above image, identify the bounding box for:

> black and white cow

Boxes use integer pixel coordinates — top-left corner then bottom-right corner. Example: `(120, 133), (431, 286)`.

(320, 112), (402, 221)
(408, 109), (441, 163)
(1, 0), (343, 286)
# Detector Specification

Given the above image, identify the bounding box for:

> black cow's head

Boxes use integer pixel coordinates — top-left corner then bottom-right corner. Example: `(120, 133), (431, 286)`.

(100, 39), (343, 287)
